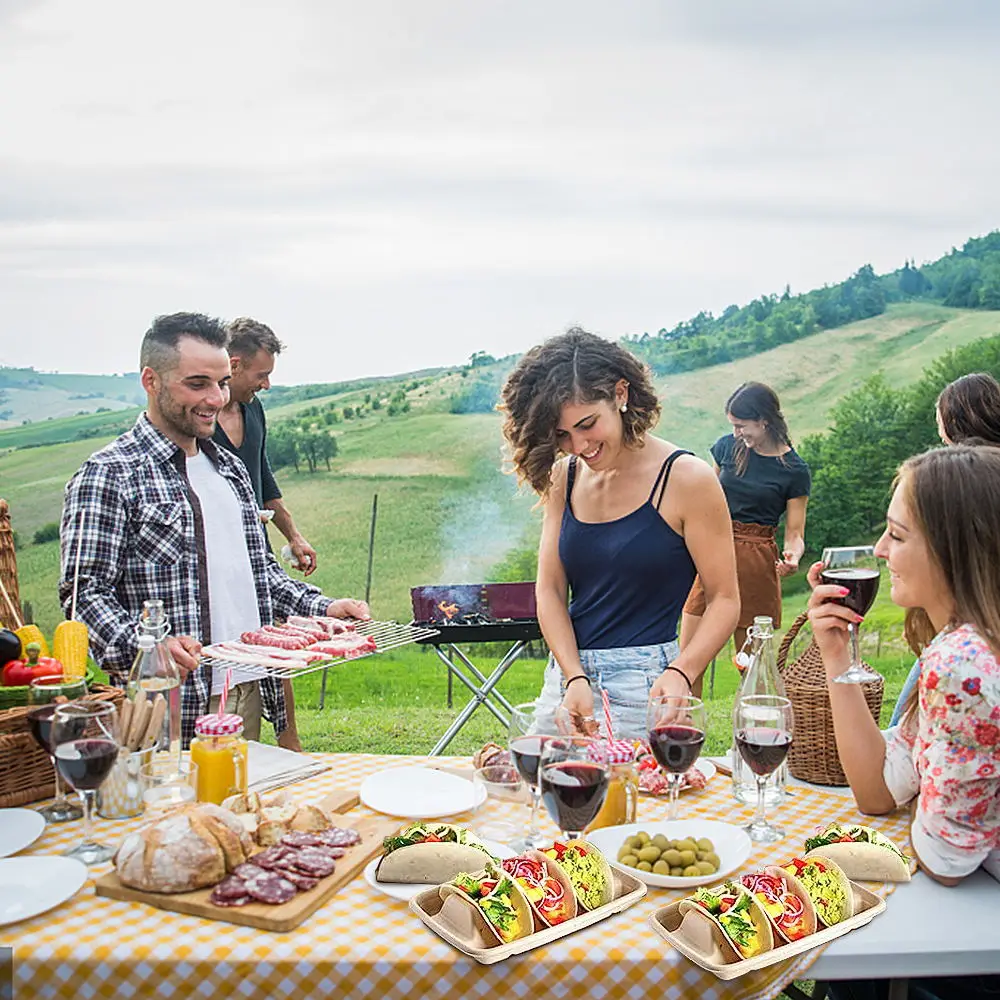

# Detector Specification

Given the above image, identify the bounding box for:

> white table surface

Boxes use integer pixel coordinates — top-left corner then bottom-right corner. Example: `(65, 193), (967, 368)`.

(705, 757), (1000, 982)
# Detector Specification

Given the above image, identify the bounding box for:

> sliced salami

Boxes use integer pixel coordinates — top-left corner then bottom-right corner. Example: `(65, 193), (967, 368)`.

(232, 863), (268, 881)
(244, 872), (298, 905)
(212, 893), (252, 907)
(317, 827), (361, 847)
(275, 868), (319, 891)
(279, 832), (326, 849)
(255, 851), (295, 872)
(307, 844), (347, 859)
(211, 874), (250, 902)
(287, 849), (336, 877)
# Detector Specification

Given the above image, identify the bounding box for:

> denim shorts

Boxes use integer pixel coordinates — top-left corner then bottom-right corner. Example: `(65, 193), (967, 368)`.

(532, 641), (680, 741)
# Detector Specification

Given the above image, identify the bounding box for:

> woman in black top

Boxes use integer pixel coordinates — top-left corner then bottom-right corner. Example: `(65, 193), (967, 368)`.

(682, 382), (810, 658)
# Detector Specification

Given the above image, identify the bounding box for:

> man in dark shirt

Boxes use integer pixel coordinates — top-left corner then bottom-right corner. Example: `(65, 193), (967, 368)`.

(214, 318), (318, 575)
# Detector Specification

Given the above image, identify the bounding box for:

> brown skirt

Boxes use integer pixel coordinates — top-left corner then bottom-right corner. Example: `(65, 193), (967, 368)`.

(682, 521), (781, 629)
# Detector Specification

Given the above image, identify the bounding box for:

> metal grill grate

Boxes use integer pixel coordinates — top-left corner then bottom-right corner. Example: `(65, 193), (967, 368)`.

(199, 620), (440, 680)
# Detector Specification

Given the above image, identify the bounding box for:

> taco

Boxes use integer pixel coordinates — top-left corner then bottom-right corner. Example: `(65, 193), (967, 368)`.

(782, 856), (855, 927)
(740, 868), (817, 943)
(500, 851), (578, 927)
(804, 824), (911, 883)
(439, 862), (534, 944)
(540, 840), (614, 911)
(679, 881), (774, 959)
(376, 822), (495, 884)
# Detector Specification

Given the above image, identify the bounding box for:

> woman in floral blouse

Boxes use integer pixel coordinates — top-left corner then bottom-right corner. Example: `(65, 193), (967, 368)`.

(808, 445), (1000, 1000)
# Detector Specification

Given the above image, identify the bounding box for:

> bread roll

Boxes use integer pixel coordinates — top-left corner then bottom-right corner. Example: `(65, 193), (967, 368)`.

(290, 805), (330, 832)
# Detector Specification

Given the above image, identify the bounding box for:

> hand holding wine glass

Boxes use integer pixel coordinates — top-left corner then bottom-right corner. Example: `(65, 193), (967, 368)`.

(734, 694), (793, 843)
(539, 736), (609, 841)
(645, 694), (706, 821)
(53, 700), (121, 864)
(818, 546), (882, 684)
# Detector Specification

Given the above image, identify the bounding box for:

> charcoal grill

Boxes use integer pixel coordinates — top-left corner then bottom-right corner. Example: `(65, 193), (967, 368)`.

(410, 582), (542, 755)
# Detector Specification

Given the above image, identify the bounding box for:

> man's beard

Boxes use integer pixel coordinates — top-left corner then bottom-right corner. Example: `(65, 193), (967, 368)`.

(158, 387), (216, 439)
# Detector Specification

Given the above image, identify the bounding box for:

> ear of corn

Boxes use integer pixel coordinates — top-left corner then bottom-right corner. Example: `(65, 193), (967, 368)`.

(15, 623), (48, 659)
(53, 620), (89, 679)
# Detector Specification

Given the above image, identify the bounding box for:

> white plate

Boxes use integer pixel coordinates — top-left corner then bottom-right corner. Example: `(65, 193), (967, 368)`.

(639, 757), (717, 796)
(585, 819), (752, 889)
(359, 766), (487, 819)
(363, 839), (517, 901)
(0, 856), (88, 925)
(0, 808), (46, 858)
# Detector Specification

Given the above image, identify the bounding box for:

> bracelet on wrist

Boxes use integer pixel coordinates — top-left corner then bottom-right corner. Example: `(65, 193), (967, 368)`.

(564, 674), (591, 689)
(664, 665), (693, 692)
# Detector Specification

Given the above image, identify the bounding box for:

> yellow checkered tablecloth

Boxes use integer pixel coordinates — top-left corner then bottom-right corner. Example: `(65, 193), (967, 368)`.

(4, 754), (912, 1000)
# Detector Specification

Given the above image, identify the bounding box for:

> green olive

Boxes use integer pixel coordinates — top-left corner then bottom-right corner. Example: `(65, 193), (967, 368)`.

(652, 834), (670, 850)
(620, 853), (639, 868)
(696, 860), (717, 875)
(636, 831), (651, 845)
(637, 861), (653, 872)
(629, 836), (645, 851)
(670, 866), (684, 877)
(675, 839), (698, 853)
(697, 838), (715, 853)
(617, 845), (632, 861)
(638, 846), (662, 863)
(652, 859), (670, 875)
(678, 850), (697, 867)
(704, 852), (721, 868)
(683, 865), (701, 878)
(662, 849), (683, 867)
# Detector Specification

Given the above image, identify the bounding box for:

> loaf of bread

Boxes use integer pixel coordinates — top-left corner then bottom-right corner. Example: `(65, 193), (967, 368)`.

(473, 742), (511, 769)
(114, 803), (254, 893)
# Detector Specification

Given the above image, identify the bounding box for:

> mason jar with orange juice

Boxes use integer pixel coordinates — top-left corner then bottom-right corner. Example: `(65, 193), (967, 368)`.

(189, 713), (248, 805)
(586, 739), (639, 832)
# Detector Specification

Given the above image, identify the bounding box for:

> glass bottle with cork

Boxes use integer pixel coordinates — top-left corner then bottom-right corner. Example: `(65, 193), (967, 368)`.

(731, 615), (788, 806)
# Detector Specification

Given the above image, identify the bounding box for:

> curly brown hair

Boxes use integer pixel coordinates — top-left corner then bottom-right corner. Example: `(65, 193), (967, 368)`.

(499, 328), (661, 495)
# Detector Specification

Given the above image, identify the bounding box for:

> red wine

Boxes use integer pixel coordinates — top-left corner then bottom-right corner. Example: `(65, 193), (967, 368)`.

(648, 724), (705, 774)
(540, 761), (608, 833)
(27, 706), (87, 753)
(54, 738), (118, 791)
(820, 567), (880, 616)
(511, 735), (548, 787)
(736, 728), (792, 777)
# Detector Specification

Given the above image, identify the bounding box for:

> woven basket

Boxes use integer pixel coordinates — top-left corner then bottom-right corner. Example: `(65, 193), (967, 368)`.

(0, 685), (125, 808)
(0, 667), (97, 710)
(777, 612), (884, 786)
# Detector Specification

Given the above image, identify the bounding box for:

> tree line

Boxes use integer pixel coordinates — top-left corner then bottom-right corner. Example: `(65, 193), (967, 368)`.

(626, 230), (1000, 376)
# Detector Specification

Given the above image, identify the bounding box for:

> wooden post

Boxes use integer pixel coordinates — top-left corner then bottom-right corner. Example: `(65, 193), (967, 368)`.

(0, 499), (21, 626)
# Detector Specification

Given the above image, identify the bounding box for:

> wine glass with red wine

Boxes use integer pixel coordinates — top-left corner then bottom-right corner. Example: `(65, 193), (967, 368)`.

(538, 736), (610, 841)
(508, 703), (560, 850)
(27, 676), (88, 823)
(820, 546), (882, 684)
(52, 700), (121, 864)
(734, 694), (793, 843)
(645, 695), (706, 821)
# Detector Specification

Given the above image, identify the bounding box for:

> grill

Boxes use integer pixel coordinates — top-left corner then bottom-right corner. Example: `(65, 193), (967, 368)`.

(410, 582), (543, 754)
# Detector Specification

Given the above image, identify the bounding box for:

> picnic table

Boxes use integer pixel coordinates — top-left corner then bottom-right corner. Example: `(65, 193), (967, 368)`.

(4, 752), (993, 1000)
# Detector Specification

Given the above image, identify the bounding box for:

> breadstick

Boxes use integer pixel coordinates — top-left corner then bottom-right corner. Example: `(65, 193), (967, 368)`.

(142, 694), (167, 749)
(119, 698), (133, 745)
(127, 688), (149, 750)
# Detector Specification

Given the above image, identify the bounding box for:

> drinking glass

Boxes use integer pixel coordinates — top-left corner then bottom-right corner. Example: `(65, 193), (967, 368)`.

(645, 695), (706, 821)
(140, 759), (198, 813)
(508, 703), (559, 850)
(471, 764), (527, 844)
(820, 545), (882, 684)
(26, 676), (88, 823)
(734, 694), (793, 843)
(539, 736), (610, 841)
(52, 700), (121, 864)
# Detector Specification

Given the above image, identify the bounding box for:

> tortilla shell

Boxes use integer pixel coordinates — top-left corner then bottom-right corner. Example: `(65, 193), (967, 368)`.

(804, 843), (911, 883)
(760, 866), (818, 941)
(678, 883), (774, 960)
(375, 842), (493, 884)
(438, 869), (534, 944)
(788, 855), (855, 925)
(503, 850), (579, 928)
(546, 839), (614, 911)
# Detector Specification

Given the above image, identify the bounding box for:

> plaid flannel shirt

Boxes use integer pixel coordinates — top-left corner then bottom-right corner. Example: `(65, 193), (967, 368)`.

(59, 414), (332, 747)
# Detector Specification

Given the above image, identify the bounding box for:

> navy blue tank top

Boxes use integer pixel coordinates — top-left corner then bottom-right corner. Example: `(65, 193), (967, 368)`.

(559, 450), (696, 650)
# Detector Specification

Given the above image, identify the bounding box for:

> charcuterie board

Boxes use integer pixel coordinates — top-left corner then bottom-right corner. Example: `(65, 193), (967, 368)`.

(94, 793), (398, 932)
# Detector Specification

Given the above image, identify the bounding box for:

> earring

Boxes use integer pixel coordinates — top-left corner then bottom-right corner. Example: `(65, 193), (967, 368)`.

(620, 403), (627, 413)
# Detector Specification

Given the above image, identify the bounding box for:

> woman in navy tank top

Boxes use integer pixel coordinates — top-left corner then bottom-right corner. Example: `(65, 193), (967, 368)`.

(500, 329), (740, 738)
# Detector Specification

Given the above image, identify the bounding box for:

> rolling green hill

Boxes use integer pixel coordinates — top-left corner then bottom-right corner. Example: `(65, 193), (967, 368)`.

(3, 303), (999, 638)
(0, 367), (144, 429)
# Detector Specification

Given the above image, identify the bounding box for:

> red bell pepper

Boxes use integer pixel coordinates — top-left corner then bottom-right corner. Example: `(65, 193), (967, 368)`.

(2, 657), (33, 686)
(1, 642), (62, 686)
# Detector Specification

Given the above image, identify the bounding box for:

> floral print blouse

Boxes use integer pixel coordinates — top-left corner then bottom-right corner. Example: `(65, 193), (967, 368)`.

(882, 623), (1000, 880)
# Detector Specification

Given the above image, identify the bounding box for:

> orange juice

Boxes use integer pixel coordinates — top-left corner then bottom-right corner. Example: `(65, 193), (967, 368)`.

(190, 714), (248, 805)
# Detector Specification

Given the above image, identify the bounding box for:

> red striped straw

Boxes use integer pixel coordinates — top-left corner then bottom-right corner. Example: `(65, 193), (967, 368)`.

(601, 687), (615, 740)
(218, 666), (233, 716)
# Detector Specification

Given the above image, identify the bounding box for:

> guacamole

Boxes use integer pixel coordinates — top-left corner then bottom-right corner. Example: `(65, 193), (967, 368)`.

(784, 858), (848, 925)
(543, 843), (608, 911)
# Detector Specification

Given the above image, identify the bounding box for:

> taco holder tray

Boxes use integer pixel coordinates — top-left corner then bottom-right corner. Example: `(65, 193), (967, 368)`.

(409, 865), (647, 964)
(649, 879), (886, 980)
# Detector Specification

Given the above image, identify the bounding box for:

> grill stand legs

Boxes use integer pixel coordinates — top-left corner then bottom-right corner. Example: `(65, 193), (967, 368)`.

(429, 641), (524, 756)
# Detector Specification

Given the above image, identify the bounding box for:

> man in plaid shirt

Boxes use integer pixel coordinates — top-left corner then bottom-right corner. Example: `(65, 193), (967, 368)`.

(58, 313), (368, 748)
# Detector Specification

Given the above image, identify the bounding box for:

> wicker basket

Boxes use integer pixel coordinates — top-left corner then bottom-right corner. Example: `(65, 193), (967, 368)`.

(0, 666), (97, 710)
(777, 612), (884, 786)
(0, 685), (125, 808)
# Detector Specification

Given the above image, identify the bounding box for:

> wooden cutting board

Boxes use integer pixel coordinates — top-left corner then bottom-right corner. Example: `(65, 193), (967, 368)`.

(94, 793), (398, 932)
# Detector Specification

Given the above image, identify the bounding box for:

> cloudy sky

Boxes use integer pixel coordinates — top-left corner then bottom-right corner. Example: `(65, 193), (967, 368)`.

(1, 0), (998, 384)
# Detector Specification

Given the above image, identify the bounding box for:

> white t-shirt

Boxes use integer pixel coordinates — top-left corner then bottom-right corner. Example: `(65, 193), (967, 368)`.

(186, 450), (261, 691)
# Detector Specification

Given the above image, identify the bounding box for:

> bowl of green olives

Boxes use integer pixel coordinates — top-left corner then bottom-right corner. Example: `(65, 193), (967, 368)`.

(584, 820), (753, 888)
